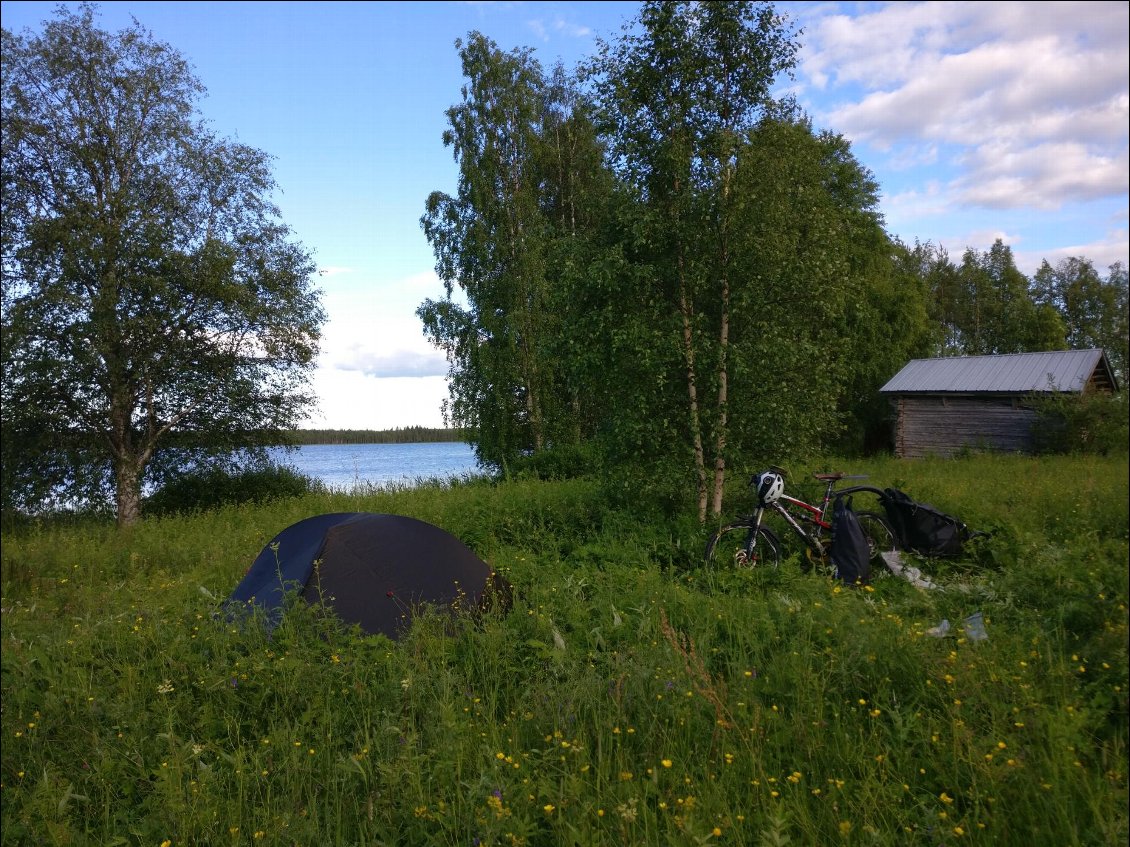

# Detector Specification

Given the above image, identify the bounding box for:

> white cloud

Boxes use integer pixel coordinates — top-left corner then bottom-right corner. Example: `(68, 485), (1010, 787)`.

(795, 1), (1129, 212)
(799, 2), (1127, 94)
(335, 348), (449, 379)
(527, 18), (548, 42)
(915, 222), (1128, 277)
(941, 226), (1021, 257)
(883, 181), (951, 220)
(319, 302), (443, 373)
(304, 268), (456, 425)
(1012, 231), (1130, 277)
(554, 17), (591, 38)
(526, 12), (595, 44)
(955, 141), (1130, 209)
(305, 371), (449, 430)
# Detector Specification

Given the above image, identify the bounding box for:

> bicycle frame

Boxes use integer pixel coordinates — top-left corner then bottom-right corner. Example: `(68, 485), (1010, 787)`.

(734, 473), (883, 561)
(769, 496), (828, 551)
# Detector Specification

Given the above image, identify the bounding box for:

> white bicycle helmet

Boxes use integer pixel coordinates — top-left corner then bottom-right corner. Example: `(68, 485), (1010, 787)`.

(755, 470), (785, 505)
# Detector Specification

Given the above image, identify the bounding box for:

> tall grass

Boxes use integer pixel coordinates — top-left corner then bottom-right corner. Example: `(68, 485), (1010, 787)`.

(2, 456), (1126, 845)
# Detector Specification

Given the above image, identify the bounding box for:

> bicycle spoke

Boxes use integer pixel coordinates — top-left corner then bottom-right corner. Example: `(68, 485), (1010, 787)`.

(705, 524), (781, 569)
(857, 511), (897, 563)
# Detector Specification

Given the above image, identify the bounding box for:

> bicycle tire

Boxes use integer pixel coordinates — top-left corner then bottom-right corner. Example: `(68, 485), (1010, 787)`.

(857, 511), (897, 564)
(705, 523), (781, 568)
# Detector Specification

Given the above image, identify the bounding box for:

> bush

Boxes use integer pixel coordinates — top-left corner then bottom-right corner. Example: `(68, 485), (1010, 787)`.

(1031, 390), (1129, 455)
(509, 442), (602, 481)
(144, 462), (323, 515)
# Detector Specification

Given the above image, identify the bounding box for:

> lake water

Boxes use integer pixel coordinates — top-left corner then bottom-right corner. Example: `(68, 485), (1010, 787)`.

(268, 442), (483, 491)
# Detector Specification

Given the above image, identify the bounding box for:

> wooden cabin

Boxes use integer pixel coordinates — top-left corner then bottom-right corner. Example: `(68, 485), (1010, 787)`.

(879, 349), (1118, 458)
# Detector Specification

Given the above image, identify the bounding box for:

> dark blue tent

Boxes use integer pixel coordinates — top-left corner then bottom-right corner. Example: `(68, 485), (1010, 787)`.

(228, 512), (509, 639)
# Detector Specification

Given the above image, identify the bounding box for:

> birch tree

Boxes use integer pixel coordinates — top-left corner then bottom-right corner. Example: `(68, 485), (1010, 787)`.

(586, 0), (799, 520)
(1, 6), (323, 524)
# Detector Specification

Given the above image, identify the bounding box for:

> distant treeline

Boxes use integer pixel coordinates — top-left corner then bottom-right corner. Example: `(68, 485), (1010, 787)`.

(286, 427), (471, 445)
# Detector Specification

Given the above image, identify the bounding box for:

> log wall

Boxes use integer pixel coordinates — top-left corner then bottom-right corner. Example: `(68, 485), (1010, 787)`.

(892, 395), (1039, 458)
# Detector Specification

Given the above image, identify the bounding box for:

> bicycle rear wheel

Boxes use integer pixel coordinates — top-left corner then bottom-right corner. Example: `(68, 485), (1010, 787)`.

(705, 524), (781, 568)
(857, 511), (897, 565)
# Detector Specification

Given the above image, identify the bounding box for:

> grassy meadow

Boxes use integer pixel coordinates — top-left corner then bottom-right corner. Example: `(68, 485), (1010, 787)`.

(1, 454), (1127, 846)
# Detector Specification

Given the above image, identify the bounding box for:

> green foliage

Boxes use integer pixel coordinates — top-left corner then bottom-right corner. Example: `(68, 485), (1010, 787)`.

(419, 32), (604, 475)
(948, 240), (1068, 355)
(1033, 258), (1129, 385)
(1, 5), (324, 525)
(721, 115), (893, 464)
(1030, 390), (1130, 456)
(415, 5), (1130, 525)
(583, 1), (804, 519)
(1, 456), (1126, 845)
(144, 462), (324, 516)
(835, 239), (938, 455)
(509, 442), (602, 481)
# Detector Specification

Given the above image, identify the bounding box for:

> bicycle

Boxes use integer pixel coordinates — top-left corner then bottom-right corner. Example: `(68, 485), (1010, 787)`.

(704, 466), (897, 570)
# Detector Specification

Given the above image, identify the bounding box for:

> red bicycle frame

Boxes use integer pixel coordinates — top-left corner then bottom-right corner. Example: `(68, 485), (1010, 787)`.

(778, 493), (831, 530)
(764, 473), (872, 556)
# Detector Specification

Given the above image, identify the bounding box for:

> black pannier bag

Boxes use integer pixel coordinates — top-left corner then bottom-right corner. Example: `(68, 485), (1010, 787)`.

(830, 494), (871, 586)
(879, 488), (971, 557)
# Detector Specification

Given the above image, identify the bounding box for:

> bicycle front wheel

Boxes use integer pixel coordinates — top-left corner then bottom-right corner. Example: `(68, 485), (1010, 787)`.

(857, 511), (897, 565)
(705, 524), (781, 568)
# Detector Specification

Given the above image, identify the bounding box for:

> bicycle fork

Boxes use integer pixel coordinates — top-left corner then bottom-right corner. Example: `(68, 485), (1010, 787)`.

(738, 507), (768, 565)
(739, 501), (818, 565)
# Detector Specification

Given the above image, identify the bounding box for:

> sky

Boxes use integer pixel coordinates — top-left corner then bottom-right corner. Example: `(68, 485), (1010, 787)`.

(2, 1), (1127, 430)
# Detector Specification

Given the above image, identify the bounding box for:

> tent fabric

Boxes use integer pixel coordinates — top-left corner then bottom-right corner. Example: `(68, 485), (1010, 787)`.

(228, 512), (509, 639)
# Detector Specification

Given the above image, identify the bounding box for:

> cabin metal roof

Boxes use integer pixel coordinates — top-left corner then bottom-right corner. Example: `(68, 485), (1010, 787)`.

(879, 349), (1116, 394)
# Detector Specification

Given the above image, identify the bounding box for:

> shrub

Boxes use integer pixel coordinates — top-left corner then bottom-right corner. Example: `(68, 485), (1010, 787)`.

(144, 462), (323, 515)
(1031, 389), (1128, 455)
(510, 442), (602, 481)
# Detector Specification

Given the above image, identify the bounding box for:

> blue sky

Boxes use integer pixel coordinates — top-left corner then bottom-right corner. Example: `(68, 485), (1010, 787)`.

(3, 1), (1127, 429)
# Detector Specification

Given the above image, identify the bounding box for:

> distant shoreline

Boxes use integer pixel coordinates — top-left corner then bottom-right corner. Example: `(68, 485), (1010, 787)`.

(285, 426), (470, 445)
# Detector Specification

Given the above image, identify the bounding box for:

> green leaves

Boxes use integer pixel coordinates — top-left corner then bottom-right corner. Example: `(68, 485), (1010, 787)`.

(420, 33), (617, 474)
(2, 6), (324, 524)
(1034, 257), (1128, 383)
(418, 2), (1126, 520)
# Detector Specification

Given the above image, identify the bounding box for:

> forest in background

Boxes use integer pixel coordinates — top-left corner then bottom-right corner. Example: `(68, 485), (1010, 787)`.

(285, 427), (469, 445)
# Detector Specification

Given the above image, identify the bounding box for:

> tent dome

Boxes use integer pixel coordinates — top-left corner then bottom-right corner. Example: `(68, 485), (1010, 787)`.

(227, 512), (510, 638)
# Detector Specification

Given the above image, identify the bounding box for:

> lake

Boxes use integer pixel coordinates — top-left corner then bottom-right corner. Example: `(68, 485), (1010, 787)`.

(268, 442), (483, 491)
